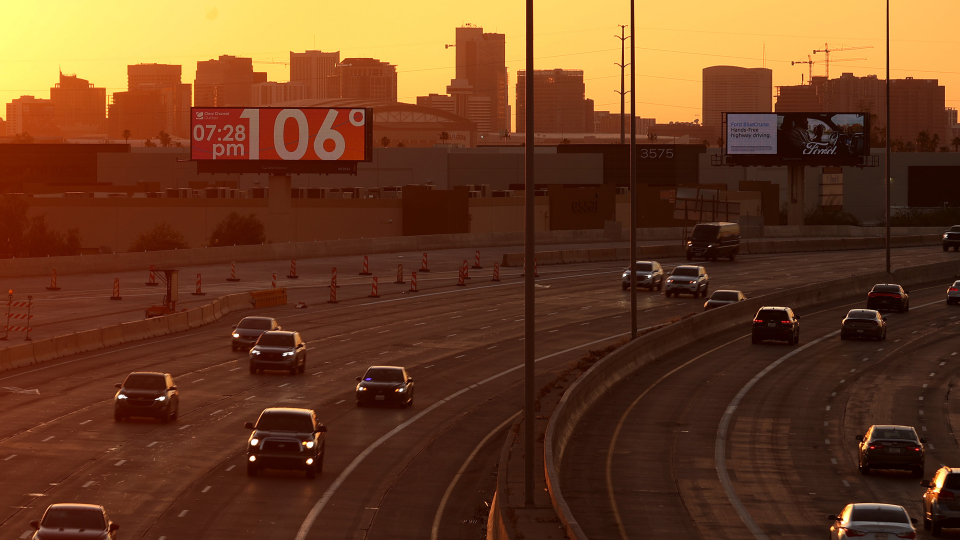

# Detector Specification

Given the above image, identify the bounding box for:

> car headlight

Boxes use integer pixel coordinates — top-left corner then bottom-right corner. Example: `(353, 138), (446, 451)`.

(303, 441), (315, 449)
(117, 393), (128, 400)
(708, 244), (714, 248)
(282, 351), (295, 357)
(686, 241), (692, 245)
(250, 438), (259, 446)
(395, 387), (406, 393)
(667, 278), (674, 282)
(357, 386), (367, 391)
(155, 395), (166, 402)
(251, 350), (261, 355)
(232, 333), (240, 338)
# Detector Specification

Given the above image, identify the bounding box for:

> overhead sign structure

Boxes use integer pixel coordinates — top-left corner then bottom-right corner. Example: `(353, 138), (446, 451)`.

(190, 107), (373, 174)
(724, 112), (869, 166)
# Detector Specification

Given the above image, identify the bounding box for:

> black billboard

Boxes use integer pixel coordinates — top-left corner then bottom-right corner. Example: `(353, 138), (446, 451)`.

(723, 112), (869, 166)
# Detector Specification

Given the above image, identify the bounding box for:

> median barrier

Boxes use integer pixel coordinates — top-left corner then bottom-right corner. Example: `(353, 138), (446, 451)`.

(76, 329), (103, 353)
(537, 258), (960, 540)
(537, 251), (565, 266)
(561, 250), (591, 264)
(0, 347), (8, 371)
(201, 304), (216, 325)
(211, 298), (223, 321)
(587, 248), (618, 263)
(5, 343), (34, 369)
(500, 253), (524, 267)
(53, 333), (81, 358)
(166, 312), (189, 333)
(250, 288), (287, 309)
(120, 320), (151, 344)
(615, 247), (631, 261)
(186, 308), (204, 329)
(866, 237), (885, 249)
(101, 324), (124, 348)
(924, 234), (942, 247)
(144, 316), (169, 338)
(33, 338), (58, 363)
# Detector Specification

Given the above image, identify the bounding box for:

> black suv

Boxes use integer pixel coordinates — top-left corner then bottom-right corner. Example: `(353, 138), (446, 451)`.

(245, 407), (327, 478)
(751, 307), (800, 345)
(249, 331), (307, 375)
(943, 225), (960, 251)
(114, 372), (179, 423)
(922, 466), (960, 536)
(857, 424), (925, 477)
(867, 284), (910, 313)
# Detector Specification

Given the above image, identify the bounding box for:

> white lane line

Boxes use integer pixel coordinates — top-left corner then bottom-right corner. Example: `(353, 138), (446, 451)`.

(447, 334), (457, 338)
(294, 329), (635, 540)
(312, 371), (323, 376)
(178, 425), (191, 430)
(379, 351), (389, 355)
(919, 396), (924, 401)
(229, 367), (241, 372)
(80, 420), (91, 425)
(581, 322), (590, 326)
(548, 312), (559, 316)
(202, 486), (212, 493)
(279, 383), (290, 387)
(379, 329), (390, 333)
(450, 316), (461, 320)
(931, 373), (936, 377)
(826, 406), (831, 411)
(923, 426), (928, 431)
(824, 421), (829, 426)
(192, 379), (204, 383)
(114, 460), (126, 466)
(941, 362), (947, 366)
(831, 458), (838, 464)
(487, 346), (497, 350)
(430, 410), (522, 540)
(930, 443), (936, 449)
(5, 454), (18, 461)
(82, 481), (94, 488)
(550, 329), (559, 333)
(488, 309), (498, 312)
(345, 361), (355, 365)
(842, 479), (850, 487)
(840, 380), (845, 384)
(19, 531), (31, 539)
(412, 342), (423, 346)
(210, 409), (223, 415)
(954, 352), (958, 356)
(147, 441), (158, 447)
(423, 365), (433, 369)
(415, 323), (426, 326)
(42, 436), (55, 442)
(850, 369), (856, 373)
(455, 355), (465, 359)
(178, 510), (189, 518)
(831, 392), (836, 397)
(877, 348), (884, 351)
(825, 439), (831, 444)
(716, 329), (840, 540)
(245, 396), (256, 400)
(226, 465), (236, 472)
(862, 358), (869, 362)
(481, 326), (491, 330)
(335, 400), (345, 405)
(920, 410), (925, 416)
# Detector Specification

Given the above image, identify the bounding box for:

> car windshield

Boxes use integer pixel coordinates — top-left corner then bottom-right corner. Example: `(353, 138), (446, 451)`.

(42, 508), (105, 530)
(256, 412), (314, 432)
(711, 291), (740, 301)
(672, 267), (698, 277)
(849, 507), (909, 524)
(870, 428), (917, 441)
(872, 285), (901, 293)
(257, 333), (295, 347)
(846, 310), (878, 320)
(238, 318), (273, 330)
(632, 263), (653, 272)
(123, 374), (165, 390)
(756, 309), (788, 322)
(363, 368), (405, 382)
(690, 225), (719, 242)
(953, 281), (960, 287)
(950, 226), (960, 232)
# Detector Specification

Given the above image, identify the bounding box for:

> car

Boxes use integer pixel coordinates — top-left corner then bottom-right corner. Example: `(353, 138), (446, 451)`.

(29, 503), (119, 540)
(356, 366), (415, 407)
(751, 306), (800, 345)
(231, 316), (281, 351)
(704, 289), (746, 311)
(942, 225), (960, 251)
(840, 309), (887, 341)
(857, 424), (926, 477)
(664, 265), (709, 298)
(249, 331), (307, 375)
(621, 260), (664, 291)
(685, 221), (740, 261)
(245, 407), (326, 479)
(827, 503), (917, 540)
(947, 281), (960, 305)
(867, 284), (910, 313)
(114, 372), (179, 423)
(921, 466), (960, 536)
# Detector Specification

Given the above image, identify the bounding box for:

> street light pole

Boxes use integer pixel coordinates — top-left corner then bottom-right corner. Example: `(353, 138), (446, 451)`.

(615, 24), (628, 145)
(523, 0), (536, 508)
(629, 0), (637, 339)
(885, 0), (891, 274)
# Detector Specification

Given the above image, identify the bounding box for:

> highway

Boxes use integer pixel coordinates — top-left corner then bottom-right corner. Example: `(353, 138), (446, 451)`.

(561, 266), (960, 539)
(0, 245), (954, 540)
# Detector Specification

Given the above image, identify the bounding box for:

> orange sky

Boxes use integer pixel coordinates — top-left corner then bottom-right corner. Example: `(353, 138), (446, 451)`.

(1, 1), (956, 129)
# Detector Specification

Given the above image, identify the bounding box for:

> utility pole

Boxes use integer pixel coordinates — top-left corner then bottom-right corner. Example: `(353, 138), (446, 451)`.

(615, 24), (629, 145)
(523, 0), (536, 508)
(885, 1), (891, 274)
(629, 0), (637, 338)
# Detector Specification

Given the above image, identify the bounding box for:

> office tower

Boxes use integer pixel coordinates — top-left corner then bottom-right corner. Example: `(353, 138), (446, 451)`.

(515, 69), (590, 134)
(109, 64), (192, 139)
(455, 25), (508, 132)
(5, 96), (57, 137)
(326, 58), (397, 101)
(702, 66), (773, 129)
(194, 55), (267, 107)
(50, 72), (107, 137)
(290, 50), (340, 100)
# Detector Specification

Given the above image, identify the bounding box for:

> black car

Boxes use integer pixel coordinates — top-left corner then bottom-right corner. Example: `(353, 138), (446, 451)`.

(921, 466), (960, 536)
(840, 309), (887, 341)
(232, 316), (281, 351)
(867, 284), (910, 313)
(857, 424), (925, 477)
(942, 225), (960, 251)
(30, 503), (118, 540)
(114, 372), (179, 423)
(751, 306), (800, 345)
(356, 366), (415, 407)
(686, 222), (740, 262)
(704, 290), (746, 311)
(245, 407), (326, 478)
(249, 331), (307, 375)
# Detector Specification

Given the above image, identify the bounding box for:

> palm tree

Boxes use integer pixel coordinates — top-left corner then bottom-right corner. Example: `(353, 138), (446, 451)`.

(952, 136), (960, 152)
(122, 129), (131, 144)
(379, 136), (390, 148)
(439, 131), (450, 144)
(158, 131), (172, 148)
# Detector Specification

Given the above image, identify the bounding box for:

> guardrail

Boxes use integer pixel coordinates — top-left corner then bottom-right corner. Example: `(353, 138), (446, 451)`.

(250, 287), (288, 309)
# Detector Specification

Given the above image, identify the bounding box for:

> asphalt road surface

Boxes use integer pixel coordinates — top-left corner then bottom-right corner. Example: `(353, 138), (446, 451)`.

(0, 245), (954, 540)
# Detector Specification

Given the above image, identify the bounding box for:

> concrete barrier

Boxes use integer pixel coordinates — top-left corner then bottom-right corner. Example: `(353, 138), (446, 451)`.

(53, 333), (81, 358)
(5, 343), (34, 369)
(101, 324), (124, 348)
(76, 329), (103, 353)
(538, 258), (960, 540)
(144, 316), (169, 338)
(120, 320), (151, 344)
(0, 347), (9, 371)
(33, 339), (57, 363)
(212, 298), (223, 320)
(166, 312), (189, 333)
(560, 250), (591, 264)
(200, 304), (216, 325)
(186, 308), (204, 329)
(587, 248), (619, 263)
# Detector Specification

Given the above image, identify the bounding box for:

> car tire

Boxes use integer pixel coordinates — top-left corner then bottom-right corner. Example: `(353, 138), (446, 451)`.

(289, 365), (297, 376)
(170, 405), (178, 421)
(729, 251), (736, 262)
(316, 448), (325, 473)
(933, 521), (943, 537)
(702, 286), (709, 298)
(114, 411), (123, 423)
(249, 365), (257, 375)
(298, 357), (306, 374)
(859, 462), (870, 475)
(305, 464), (316, 479)
(751, 335), (760, 344)
(247, 463), (258, 477)
(840, 334), (847, 340)
(924, 514), (932, 530)
(622, 283), (628, 291)
(793, 331), (800, 345)
(914, 465), (925, 478)
(665, 291), (672, 298)
(905, 301), (910, 313)
(657, 279), (663, 291)
(685, 253), (692, 261)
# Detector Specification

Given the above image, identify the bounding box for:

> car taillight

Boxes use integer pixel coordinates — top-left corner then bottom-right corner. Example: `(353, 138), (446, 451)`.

(869, 444), (883, 450)
(843, 528), (867, 537)
(868, 292), (879, 297)
(939, 490), (955, 501)
(896, 532), (916, 539)
(781, 320), (791, 324)
(892, 294), (901, 298)
(909, 445), (921, 452)
(753, 319), (762, 324)
(951, 288), (959, 292)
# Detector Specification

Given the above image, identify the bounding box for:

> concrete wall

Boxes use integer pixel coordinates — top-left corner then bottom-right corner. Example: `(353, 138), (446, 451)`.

(469, 196), (550, 234)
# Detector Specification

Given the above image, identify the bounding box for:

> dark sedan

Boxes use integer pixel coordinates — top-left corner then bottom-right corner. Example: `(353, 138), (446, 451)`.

(751, 306), (800, 345)
(232, 316), (281, 351)
(114, 372), (179, 423)
(30, 504), (118, 540)
(249, 331), (307, 375)
(840, 309), (886, 341)
(942, 225), (960, 251)
(704, 290), (746, 311)
(867, 284), (910, 313)
(356, 366), (414, 407)
(857, 424), (926, 477)
(245, 407), (326, 479)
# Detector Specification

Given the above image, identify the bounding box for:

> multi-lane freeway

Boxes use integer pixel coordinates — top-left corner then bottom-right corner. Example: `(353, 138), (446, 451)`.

(0, 245), (955, 539)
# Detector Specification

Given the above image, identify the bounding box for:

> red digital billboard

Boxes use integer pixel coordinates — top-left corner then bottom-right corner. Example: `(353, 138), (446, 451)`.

(190, 107), (372, 173)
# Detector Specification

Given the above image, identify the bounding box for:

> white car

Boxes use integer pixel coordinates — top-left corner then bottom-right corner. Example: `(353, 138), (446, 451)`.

(828, 503), (917, 539)
(664, 265), (709, 298)
(621, 261), (664, 291)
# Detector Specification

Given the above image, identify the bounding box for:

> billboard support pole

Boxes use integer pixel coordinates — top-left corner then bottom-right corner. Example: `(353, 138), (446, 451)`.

(787, 164), (804, 226)
(629, 0), (637, 340)
(885, 0), (891, 275)
(523, 0), (536, 508)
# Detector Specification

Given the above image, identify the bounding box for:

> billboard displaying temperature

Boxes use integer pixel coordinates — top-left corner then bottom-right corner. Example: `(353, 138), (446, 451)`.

(724, 112), (869, 166)
(191, 107), (372, 173)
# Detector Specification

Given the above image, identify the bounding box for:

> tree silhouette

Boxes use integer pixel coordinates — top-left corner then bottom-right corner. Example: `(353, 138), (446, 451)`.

(158, 131), (172, 148)
(439, 131), (450, 144)
(13, 132), (34, 144)
(379, 136), (390, 148)
(953, 136), (960, 152)
(144, 139), (157, 148)
(122, 129), (131, 143)
(397, 142), (405, 148)
(129, 222), (189, 252)
(208, 212), (265, 247)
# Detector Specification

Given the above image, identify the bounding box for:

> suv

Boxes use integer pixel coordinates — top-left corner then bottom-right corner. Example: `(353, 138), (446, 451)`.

(867, 284), (910, 313)
(249, 331), (307, 375)
(857, 424), (926, 477)
(29, 504), (118, 540)
(356, 366), (415, 407)
(245, 407), (327, 478)
(664, 266), (709, 298)
(943, 225), (960, 251)
(752, 307), (800, 345)
(232, 316), (281, 351)
(114, 372), (179, 423)
(686, 222), (740, 261)
(621, 261), (664, 291)
(922, 466), (960, 536)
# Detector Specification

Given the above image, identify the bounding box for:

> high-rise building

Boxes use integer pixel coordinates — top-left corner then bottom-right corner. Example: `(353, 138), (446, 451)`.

(515, 69), (591, 134)
(888, 77), (947, 146)
(50, 72), (107, 137)
(455, 25), (509, 132)
(416, 94), (457, 116)
(5, 96), (57, 137)
(326, 58), (397, 101)
(251, 81), (307, 106)
(109, 64), (191, 139)
(290, 50), (340, 100)
(702, 66), (773, 129)
(194, 55), (267, 107)
(128, 64), (182, 91)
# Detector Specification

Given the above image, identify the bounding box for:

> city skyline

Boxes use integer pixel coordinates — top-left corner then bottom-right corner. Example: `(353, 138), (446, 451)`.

(1, 1), (958, 129)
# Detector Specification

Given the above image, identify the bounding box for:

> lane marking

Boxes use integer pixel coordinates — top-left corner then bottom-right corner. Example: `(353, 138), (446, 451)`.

(455, 355), (465, 359)
(82, 481), (94, 488)
(481, 326), (491, 330)
(192, 379), (204, 384)
(80, 420), (91, 425)
(42, 436), (55, 442)
(147, 441), (158, 447)
(335, 400), (345, 405)
(415, 323), (426, 326)
(245, 396), (256, 400)
(114, 460), (126, 466)
(19, 531), (30, 539)
(178, 510), (188, 518)
(226, 465), (235, 472)
(487, 346), (497, 350)
(842, 480), (850, 487)
(447, 334), (457, 338)
(279, 383), (290, 388)
(345, 361), (355, 365)
(178, 424), (191, 430)
(412, 342), (423, 346)
(831, 458), (838, 465)
(202, 486), (211, 493)
(210, 409), (223, 415)
(5, 454), (18, 460)
(379, 329), (390, 333)
(430, 410), (521, 540)
(825, 439), (831, 444)
(229, 367), (241, 372)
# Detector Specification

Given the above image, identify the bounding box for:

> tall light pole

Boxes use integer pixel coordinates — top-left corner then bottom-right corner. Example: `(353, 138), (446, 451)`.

(615, 25), (629, 145)
(629, 0), (637, 338)
(885, 0), (891, 274)
(523, 0), (536, 507)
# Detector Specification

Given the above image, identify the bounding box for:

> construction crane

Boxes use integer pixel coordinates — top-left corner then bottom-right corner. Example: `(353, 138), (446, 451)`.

(812, 44), (873, 79)
(791, 55), (816, 85)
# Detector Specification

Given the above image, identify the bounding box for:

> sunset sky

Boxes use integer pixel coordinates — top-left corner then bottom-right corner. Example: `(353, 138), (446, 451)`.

(1, 1), (957, 129)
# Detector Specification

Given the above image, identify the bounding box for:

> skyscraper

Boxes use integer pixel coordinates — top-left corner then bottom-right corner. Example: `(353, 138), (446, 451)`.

(702, 66), (773, 129)
(455, 25), (508, 132)
(109, 64), (192, 139)
(326, 58), (397, 102)
(515, 69), (590, 134)
(194, 55), (267, 107)
(50, 72), (107, 137)
(290, 50), (340, 100)
(5, 96), (57, 137)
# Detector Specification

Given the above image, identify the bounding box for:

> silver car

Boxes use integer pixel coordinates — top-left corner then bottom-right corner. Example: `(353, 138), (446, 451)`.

(621, 261), (664, 291)
(828, 503), (917, 540)
(665, 265), (709, 298)
(232, 316), (281, 351)
(947, 281), (960, 305)
(704, 290), (745, 311)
